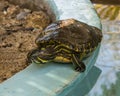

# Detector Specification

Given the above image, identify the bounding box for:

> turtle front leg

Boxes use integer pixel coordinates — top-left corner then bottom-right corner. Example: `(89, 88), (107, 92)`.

(71, 54), (86, 72)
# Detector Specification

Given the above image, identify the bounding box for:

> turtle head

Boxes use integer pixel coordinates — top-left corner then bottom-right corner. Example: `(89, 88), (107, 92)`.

(27, 44), (56, 64)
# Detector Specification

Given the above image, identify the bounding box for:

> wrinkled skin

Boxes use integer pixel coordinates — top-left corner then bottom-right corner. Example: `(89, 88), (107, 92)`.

(27, 19), (102, 72)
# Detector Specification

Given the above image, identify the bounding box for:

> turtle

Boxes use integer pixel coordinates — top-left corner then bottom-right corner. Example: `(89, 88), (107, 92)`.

(27, 19), (102, 72)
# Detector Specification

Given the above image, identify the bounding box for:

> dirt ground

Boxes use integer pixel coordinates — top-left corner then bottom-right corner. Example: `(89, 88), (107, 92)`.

(0, 0), (50, 83)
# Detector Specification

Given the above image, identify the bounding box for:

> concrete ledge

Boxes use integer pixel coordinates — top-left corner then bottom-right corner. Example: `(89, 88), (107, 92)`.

(0, 64), (101, 96)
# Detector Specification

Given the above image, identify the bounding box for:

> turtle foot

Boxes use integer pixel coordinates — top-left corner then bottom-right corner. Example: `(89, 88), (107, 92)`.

(75, 65), (86, 72)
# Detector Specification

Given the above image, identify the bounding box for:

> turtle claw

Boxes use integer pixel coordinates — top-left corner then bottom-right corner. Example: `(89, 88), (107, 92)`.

(75, 66), (86, 72)
(72, 54), (86, 72)
(75, 67), (81, 72)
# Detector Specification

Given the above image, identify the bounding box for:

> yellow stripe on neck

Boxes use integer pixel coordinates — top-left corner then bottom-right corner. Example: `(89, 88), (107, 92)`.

(37, 57), (48, 63)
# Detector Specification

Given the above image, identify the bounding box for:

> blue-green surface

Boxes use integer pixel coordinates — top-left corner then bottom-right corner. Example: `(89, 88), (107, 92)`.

(44, 0), (101, 29)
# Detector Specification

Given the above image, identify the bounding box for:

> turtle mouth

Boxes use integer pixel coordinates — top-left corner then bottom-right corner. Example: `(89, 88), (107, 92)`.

(29, 57), (40, 64)
(27, 49), (41, 64)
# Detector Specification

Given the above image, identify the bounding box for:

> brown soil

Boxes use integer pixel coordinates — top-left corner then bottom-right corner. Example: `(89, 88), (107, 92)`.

(0, 0), (50, 83)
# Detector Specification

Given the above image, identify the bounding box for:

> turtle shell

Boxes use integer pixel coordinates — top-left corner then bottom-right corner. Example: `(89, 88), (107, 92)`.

(35, 19), (102, 57)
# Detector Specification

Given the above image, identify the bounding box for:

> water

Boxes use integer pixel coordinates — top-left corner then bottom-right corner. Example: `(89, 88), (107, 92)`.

(87, 20), (120, 96)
